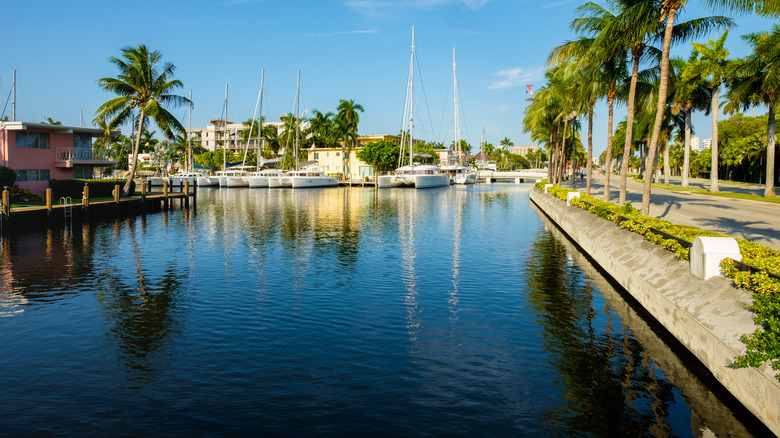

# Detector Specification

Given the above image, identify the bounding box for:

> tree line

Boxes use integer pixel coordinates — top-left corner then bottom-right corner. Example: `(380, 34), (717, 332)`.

(524, 0), (779, 215)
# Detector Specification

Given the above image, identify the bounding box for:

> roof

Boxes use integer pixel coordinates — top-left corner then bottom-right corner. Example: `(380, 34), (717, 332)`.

(0, 121), (119, 136)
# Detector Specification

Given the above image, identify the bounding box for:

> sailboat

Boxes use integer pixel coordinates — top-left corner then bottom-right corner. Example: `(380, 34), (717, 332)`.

(440, 47), (476, 185)
(269, 70), (338, 189)
(377, 27), (450, 189)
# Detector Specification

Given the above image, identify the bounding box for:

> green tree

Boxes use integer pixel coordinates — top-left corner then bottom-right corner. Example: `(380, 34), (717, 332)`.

(94, 44), (190, 195)
(356, 139), (401, 173)
(725, 25), (780, 196)
(683, 31), (730, 194)
(336, 99), (364, 181)
(0, 165), (16, 188)
(41, 117), (62, 125)
(671, 55), (711, 187)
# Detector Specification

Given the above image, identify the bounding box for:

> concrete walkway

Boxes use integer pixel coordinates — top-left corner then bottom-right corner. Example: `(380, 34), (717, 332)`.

(571, 174), (780, 251)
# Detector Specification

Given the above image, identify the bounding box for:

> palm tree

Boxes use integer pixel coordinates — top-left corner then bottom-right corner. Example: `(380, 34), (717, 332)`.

(640, 0), (768, 212)
(683, 31), (730, 193)
(310, 110), (337, 148)
(671, 56), (711, 187)
(336, 99), (364, 181)
(95, 44), (190, 195)
(725, 24), (780, 197)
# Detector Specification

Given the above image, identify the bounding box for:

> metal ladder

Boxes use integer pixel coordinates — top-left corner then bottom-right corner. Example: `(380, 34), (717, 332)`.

(60, 196), (73, 220)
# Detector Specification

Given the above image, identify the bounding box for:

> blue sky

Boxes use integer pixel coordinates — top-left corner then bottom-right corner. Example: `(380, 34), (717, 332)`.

(0, 0), (775, 158)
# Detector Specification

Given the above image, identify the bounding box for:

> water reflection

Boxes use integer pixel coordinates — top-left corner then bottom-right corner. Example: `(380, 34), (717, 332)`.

(0, 185), (769, 436)
(528, 203), (765, 437)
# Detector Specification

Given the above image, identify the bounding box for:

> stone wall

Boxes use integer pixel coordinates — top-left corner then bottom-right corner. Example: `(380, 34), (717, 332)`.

(529, 187), (780, 435)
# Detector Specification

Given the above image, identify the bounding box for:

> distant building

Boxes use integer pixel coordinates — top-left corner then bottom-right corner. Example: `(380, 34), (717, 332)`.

(701, 138), (712, 150)
(690, 135), (701, 151)
(305, 134), (404, 180)
(511, 145), (539, 156)
(0, 121), (118, 194)
(188, 118), (285, 153)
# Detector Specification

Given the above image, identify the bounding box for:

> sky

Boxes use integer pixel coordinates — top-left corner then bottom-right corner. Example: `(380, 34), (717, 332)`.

(0, 0), (776, 158)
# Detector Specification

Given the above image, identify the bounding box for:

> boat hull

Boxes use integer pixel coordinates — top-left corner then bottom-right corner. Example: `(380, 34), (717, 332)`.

(268, 177), (292, 188)
(414, 174), (450, 189)
(452, 173), (477, 185)
(291, 176), (338, 188)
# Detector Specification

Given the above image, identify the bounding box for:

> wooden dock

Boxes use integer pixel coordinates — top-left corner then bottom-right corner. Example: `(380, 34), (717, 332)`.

(0, 182), (195, 233)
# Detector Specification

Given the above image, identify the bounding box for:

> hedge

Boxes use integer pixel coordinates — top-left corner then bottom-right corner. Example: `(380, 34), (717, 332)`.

(50, 179), (135, 199)
(535, 180), (780, 379)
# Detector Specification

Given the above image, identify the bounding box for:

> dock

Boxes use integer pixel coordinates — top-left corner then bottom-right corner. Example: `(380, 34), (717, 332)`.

(0, 182), (195, 233)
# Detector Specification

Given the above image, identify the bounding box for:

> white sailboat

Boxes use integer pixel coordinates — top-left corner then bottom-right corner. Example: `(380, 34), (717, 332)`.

(440, 46), (476, 185)
(269, 70), (338, 189)
(378, 27), (450, 189)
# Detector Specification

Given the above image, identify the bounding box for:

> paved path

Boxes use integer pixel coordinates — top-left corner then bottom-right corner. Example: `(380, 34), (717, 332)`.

(570, 174), (780, 251)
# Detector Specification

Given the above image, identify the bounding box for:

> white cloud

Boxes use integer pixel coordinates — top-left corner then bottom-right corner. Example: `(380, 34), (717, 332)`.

(303, 30), (379, 38)
(489, 68), (529, 90)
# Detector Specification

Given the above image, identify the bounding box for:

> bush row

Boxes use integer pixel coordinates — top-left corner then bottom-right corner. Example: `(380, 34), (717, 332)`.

(50, 179), (135, 199)
(535, 180), (780, 378)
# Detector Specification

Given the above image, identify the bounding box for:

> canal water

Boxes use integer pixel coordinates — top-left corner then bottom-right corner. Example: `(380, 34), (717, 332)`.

(0, 185), (766, 436)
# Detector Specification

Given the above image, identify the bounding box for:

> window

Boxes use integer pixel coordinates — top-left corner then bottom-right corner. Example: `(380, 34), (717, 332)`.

(313, 152), (319, 160)
(15, 132), (50, 149)
(74, 133), (92, 150)
(16, 169), (50, 182)
(74, 165), (94, 179)
(336, 152), (340, 157)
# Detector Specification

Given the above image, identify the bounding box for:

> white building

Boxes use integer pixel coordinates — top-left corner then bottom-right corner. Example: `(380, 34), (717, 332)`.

(188, 119), (285, 153)
(690, 135), (701, 151)
(701, 138), (712, 150)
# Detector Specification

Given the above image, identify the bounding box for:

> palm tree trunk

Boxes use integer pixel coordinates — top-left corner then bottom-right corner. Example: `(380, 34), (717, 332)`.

(123, 111), (145, 195)
(710, 86), (719, 193)
(586, 103), (594, 195)
(765, 105), (776, 197)
(547, 131), (554, 182)
(619, 52), (641, 206)
(682, 108), (691, 187)
(642, 6), (676, 214)
(604, 95), (615, 203)
(562, 116), (568, 185)
(663, 140), (670, 185)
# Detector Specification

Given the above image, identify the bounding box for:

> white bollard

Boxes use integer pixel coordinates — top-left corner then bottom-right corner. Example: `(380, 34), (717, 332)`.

(566, 191), (580, 206)
(689, 236), (742, 280)
(487, 177), (492, 184)
(515, 178), (521, 184)
(544, 184), (553, 193)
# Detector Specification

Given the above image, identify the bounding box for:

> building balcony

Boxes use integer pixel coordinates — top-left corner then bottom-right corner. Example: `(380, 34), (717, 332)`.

(55, 148), (117, 167)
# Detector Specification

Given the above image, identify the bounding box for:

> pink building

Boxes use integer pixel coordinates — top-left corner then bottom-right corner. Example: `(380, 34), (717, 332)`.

(0, 121), (118, 194)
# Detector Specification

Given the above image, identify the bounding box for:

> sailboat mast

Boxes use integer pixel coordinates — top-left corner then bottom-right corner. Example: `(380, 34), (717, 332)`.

(453, 46), (461, 166)
(294, 69), (300, 171)
(257, 69), (264, 170)
(223, 83), (228, 171)
(188, 89), (192, 172)
(409, 26), (415, 168)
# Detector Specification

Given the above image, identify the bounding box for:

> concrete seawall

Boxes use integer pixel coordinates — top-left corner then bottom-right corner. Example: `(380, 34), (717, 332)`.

(529, 187), (780, 435)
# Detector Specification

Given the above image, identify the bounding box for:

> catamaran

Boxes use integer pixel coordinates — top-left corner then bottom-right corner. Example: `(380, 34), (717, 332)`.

(440, 46), (476, 185)
(378, 27), (449, 189)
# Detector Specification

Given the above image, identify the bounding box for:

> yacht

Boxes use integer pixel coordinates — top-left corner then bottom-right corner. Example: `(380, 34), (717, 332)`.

(378, 164), (450, 188)
(247, 169), (285, 188)
(290, 166), (338, 188)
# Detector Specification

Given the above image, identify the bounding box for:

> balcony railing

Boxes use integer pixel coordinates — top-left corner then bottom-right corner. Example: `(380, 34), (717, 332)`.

(56, 147), (116, 163)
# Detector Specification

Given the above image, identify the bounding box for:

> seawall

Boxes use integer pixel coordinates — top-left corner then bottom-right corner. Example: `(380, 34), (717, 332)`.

(529, 187), (780, 435)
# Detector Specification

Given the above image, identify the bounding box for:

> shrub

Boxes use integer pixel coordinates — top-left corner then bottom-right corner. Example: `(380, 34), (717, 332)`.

(0, 165), (16, 188)
(50, 179), (134, 198)
(9, 186), (42, 203)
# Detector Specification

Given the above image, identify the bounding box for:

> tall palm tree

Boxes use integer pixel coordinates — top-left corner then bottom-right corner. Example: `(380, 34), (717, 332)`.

(95, 44), (190, 195)
(671, 56), (711, 187)
(725, 24), (780, 197)
(683, 31), (730, 193)
(641, 0), (754, 212)
(570, 0), (663, 205)
(336, 99), (364, 181)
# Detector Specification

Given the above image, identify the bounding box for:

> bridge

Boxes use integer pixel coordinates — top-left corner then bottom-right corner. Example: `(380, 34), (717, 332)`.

(477, 169), (547, 184)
